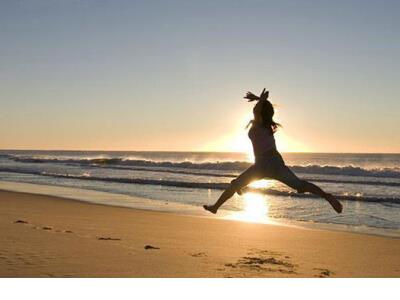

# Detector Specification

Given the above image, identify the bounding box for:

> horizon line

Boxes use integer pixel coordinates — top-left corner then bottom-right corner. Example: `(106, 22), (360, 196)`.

(0, 148), (399, 155)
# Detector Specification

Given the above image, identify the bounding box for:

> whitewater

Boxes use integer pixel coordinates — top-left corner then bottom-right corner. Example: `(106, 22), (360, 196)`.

(0, 150), (399, 237)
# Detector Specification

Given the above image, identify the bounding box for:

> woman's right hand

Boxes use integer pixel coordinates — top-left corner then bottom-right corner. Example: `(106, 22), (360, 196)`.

(259, 88), (269, 101)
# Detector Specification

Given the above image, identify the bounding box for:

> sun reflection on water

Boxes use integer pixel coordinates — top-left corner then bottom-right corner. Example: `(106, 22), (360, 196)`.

(227, 192), (273, 224)
(248, 179), (274, 189)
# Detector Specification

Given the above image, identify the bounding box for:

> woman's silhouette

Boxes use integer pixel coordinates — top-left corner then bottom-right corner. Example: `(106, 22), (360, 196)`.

(204, 89), (343, 214)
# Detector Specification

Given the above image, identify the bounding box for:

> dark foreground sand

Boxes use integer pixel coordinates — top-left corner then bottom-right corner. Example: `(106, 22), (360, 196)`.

(0, 190), (399, 278)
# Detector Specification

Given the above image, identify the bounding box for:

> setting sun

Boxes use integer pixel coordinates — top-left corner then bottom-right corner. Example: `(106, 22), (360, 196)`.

(225, 127), (309, 156)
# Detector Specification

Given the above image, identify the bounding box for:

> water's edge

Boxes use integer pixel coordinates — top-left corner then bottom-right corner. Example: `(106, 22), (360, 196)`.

(1, 180), (399, 239)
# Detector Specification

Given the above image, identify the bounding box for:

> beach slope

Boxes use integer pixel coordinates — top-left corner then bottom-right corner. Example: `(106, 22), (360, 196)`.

(0, 190), (399, 277)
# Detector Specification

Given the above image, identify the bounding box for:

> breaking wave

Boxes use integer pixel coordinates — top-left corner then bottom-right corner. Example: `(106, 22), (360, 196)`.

(10, 155), (400, 179)
(1, 167), (399, 204)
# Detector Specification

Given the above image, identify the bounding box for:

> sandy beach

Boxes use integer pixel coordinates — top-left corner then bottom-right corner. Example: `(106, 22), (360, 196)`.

(0, 189), (399, 278)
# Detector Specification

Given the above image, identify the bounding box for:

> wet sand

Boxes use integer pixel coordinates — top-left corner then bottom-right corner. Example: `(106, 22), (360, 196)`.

(1, 190), (399, 277)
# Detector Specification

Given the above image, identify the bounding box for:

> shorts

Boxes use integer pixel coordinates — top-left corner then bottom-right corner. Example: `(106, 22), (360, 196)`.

(230, 154), (306, 193)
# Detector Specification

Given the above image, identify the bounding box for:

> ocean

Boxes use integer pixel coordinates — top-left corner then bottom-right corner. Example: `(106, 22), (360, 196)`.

(0, 150), (399, 237)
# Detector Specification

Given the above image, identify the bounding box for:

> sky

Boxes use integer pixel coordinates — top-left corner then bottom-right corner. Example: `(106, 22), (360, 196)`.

(1, 0), (399, 153)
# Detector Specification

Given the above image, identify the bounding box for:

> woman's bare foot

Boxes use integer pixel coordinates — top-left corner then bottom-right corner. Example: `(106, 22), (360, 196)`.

(237, 188), (243, 195)
(325, 194), (343, 214)
(203, 205), (218, 214)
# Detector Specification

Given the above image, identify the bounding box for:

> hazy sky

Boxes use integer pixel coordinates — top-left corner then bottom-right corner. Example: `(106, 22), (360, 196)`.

(1, 0), (399, 153)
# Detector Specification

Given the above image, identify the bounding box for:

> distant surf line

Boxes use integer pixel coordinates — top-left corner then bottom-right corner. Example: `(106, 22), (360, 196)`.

(0, 168), (399, 204)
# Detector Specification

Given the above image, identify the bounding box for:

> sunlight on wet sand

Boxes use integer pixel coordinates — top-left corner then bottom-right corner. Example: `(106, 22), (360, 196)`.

(225, 189), (277, 225)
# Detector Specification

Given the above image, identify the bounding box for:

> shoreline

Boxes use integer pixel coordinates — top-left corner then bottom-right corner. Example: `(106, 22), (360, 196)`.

(1, 189), (400, 277)
(0, 180), (399, 239)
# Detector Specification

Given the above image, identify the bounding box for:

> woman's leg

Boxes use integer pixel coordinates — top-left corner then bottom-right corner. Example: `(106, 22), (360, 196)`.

(204, 165), (261, 214)
(276, 166), (343, 214)
(203, 186), (236, 214)
(302, 181), (342, 213)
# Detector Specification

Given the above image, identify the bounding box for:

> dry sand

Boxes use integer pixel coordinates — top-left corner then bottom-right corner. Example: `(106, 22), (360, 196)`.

(0, 190), (399, 278)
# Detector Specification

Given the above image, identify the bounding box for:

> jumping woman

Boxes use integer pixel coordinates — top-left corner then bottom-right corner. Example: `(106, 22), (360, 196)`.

(203, 89), (343, 214)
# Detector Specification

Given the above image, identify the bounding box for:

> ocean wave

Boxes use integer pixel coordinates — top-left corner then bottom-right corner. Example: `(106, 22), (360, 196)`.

(74, 165), (400, 187)
(1, 167), (399, 204)
(2, 162), (400, 188)
(290, 165), (400, 179)
(12, 156), (251, 171)
(9, 155), (400, 179)
(32, 173), (400, 204)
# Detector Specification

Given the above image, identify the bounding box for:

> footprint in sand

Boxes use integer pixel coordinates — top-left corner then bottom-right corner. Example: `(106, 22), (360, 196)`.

(189, 252), (207, 258)
(314, 268), (333, 278)
(97, 237), (121, 241)
(222, 249), (297, 275)
(13, 220), (29, 224)
(42, 226), (74, 234)
(13, 219), (73, 235)
(144, 245), (160, 250)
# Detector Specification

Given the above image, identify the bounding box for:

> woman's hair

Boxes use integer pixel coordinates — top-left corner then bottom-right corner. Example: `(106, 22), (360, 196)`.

(244, 90), (281, 133)
(255, 100), (281, 134)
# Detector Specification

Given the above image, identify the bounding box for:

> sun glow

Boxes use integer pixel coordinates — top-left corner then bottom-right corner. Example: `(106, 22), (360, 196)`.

(248, 179), (275, 189)
(228, 132), (254, 161)
(201, 109), (310, 155)
(220, 124), (309, 157)
(228, 192), (272, 224)
(274, 131), (309, 153)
